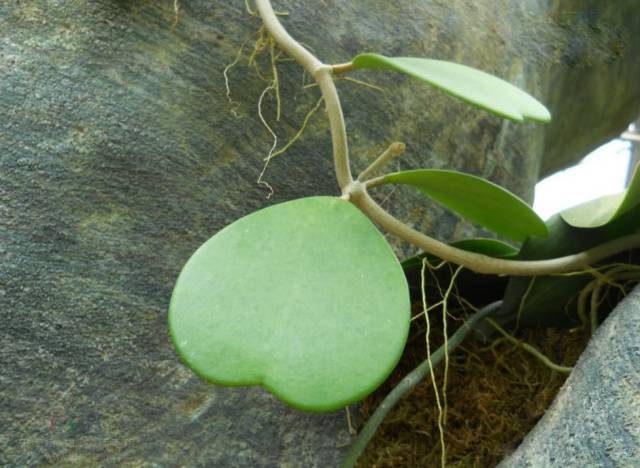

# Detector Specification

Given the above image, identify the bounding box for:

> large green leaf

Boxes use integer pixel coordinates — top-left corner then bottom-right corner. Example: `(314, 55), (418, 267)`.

(561, 163), (640, 228)
(352, 53), (551, 122)
(169, 196), (410, 412)
(385, 169), (548, 242)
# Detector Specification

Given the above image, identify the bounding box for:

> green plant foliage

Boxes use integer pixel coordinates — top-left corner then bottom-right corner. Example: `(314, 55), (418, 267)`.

(561, 163), (640, 228)
(384, 169), (548, 242)
(500, 206), (640, 328)
(351, 53), (551, 122)
(499, 215), (602, 329)
(169, 196), (410, 412)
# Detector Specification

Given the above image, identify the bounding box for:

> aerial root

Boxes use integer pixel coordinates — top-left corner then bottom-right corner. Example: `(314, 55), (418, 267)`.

(264, 96), (324, 161)
(421, 258), (447, 468)
(575, 264), (640, 334)
(256, 84), (277, 198)
(420, 260), (464, 467)
(224, 12), (324, 196)
(486, 318), (573, 374)
(172, 0), (181, 30)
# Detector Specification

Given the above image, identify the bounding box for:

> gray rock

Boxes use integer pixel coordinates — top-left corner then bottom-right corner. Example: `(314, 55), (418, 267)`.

(500, 285), (640, 467)
(1, 0), (638, 466)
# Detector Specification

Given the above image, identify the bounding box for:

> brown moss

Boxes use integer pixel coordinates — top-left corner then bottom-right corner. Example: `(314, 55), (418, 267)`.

(357, 302), (590, 467)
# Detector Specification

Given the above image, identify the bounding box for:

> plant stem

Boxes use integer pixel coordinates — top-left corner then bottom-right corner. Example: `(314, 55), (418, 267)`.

(341, 301), (503, 468)
(256, 0), (640, 276)
(350, 188), (640, 276)
(357, 142), (405, 182)
(333, 61), (355, 74)
(363, 175), (386, 189)
(255, 0), (353, 190)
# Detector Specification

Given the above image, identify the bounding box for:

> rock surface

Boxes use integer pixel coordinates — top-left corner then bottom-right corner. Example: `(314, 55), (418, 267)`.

(500, 285), (640, 467)
(1, 0), (638, 466)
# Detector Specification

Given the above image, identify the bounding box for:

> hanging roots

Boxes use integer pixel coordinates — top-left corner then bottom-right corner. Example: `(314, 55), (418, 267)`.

(420, 260), (466, 468)
(225, 7), (388, 196)
(172, 0), (181, 30)
(356, 257), (637, 467)
(575, 263), (640, 334)
(358, 260), (588, 467)
(223, 17), (325, 196)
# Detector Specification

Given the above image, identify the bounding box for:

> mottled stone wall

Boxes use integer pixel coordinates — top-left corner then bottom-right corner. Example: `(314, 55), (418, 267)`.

(500, 285), (640, 467)
(1, 1), (638, 465)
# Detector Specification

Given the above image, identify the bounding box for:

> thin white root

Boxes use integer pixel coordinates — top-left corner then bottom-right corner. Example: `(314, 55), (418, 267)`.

(257, 85), (277, 198)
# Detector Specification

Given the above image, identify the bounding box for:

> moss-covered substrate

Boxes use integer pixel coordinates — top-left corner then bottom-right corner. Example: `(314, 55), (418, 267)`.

(357, 303), (591, 467)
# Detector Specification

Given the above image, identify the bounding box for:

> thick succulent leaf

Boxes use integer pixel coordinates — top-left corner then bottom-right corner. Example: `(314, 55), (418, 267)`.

(561, 163), (640, 228)
(352, 53), (551, 122)
(169, 196), (410, 412)
(385, 169), (548, 242)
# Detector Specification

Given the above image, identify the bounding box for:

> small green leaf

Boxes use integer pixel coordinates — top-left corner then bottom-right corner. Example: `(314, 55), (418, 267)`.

(561, 163), (640, 228)
(169, 196), (410, 412)
(352, 53), (551, 122)
(385, 169), (548, 242)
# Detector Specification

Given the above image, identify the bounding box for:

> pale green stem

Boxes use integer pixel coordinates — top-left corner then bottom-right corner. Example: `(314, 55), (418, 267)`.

(364, 175), (386, 189)
(332, 61), (355, 74)
(255, 0), (353, 189)
(256, 0), (640, 276)
(357, 142), (405, 182)
(350, 186), (640, 276)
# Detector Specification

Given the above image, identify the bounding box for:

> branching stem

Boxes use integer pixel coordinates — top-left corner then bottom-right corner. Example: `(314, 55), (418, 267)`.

(256, 0), (640, 276)
(350, 188), (640, 276)
(358, 142), (405, 182)
(256, 0), (352, 189)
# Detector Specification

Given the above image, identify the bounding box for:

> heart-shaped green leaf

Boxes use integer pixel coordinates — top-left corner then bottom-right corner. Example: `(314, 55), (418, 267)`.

(169, 196), (410, 412)
(561, 163), (640, 228)
(384, 169), (548, 242)
(352, 53), (551, 122)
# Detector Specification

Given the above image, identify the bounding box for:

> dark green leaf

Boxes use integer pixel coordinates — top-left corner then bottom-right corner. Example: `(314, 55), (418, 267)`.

(169, 196), (410, 412)
(352, 53), (551, 122)
(500, 206), (640, 329)
(385, 169), (548, 242)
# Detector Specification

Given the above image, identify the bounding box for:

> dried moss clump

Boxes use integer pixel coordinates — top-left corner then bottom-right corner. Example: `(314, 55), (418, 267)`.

(357, 304), (590, 467)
